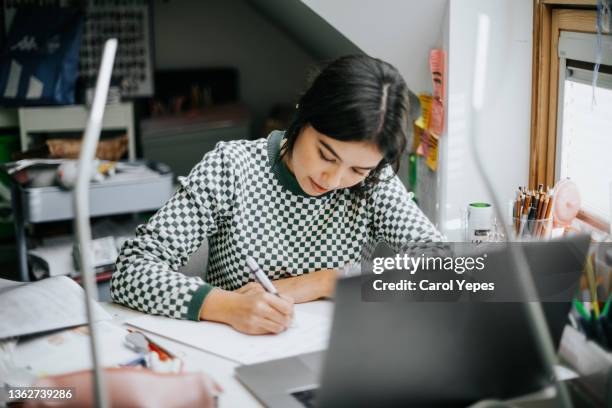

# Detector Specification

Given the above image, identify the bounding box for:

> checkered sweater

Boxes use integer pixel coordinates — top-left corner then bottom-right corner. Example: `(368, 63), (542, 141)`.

(111, 131), (443, 320)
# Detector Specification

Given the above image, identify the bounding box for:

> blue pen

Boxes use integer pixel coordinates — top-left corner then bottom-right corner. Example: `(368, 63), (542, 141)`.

(121, 355), (147, 367)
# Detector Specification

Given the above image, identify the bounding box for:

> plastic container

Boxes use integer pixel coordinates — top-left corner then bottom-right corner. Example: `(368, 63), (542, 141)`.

(512, 217), (553, 240)
(466, 202), (493, 242)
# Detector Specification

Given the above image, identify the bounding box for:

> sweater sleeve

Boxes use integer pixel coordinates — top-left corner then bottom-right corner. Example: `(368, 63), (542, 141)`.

(370, 168), (445, 248)
(110, 143), (236, 320)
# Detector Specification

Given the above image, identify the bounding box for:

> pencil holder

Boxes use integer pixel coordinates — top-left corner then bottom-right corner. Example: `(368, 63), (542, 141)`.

(512, 217), (553, 240)
(578, 314), (612, 352)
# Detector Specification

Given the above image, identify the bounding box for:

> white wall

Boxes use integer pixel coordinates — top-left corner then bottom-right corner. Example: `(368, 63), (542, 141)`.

(301, 0), (533, 239)
(301, 0), (448, 225)
(438, 0), (532, 239)
(153, 0), (316, 136)
(301, 0), (448, 94)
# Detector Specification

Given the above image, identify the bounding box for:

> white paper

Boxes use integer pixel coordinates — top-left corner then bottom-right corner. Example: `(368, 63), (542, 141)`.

(0, 278), (25, 292)
(127, 306), (331, 365)
(3, 60), (21, 98)
(11, 321), (140, 378)
(25, 75), (43, 99)
(0, 276), (111, 340)
(28, 240), (74, 278)
(553, 364), (578, 381)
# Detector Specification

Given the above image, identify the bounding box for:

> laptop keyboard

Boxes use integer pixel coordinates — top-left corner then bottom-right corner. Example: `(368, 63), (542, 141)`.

(291, 388), (318, 407)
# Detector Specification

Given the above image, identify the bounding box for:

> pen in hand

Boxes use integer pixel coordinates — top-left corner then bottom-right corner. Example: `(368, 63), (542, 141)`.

(245, 256), (296, 328)
(246, 256), (280, 296)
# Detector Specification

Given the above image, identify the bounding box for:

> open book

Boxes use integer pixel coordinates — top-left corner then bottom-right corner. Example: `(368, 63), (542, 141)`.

(0, 276), (110, 340)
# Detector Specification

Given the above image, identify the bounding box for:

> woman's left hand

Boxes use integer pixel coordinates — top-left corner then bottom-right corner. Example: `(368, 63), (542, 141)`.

(235, 282), (265, 295)
(235, 269), (337, 303)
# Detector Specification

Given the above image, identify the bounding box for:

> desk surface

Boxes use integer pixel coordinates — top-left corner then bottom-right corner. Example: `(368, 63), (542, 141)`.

(101, 300), (334, 407)
(8, 300), (593, 407)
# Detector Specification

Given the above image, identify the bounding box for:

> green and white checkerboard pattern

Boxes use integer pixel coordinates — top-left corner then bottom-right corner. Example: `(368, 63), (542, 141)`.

(111, 131), (444, 320)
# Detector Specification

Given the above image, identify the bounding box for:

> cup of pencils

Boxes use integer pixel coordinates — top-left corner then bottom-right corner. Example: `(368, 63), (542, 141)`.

(512, 185), (554, 240)
(572, 251), (612, 351)
(573, 297), (612, 351)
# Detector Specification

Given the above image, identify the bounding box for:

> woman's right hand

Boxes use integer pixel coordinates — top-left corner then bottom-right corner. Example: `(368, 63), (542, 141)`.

(200, 288), (294, 335)
(227, 291), (294, 334)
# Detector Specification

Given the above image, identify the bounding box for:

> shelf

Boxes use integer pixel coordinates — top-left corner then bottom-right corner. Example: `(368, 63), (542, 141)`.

(18, 103), (136, 160)
(10, 161), (174, 282)
(19, 170), (173, 223)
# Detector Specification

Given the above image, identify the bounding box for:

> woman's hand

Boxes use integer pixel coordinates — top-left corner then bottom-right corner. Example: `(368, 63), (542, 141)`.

(235, 269), (337, 303)
(200, 268), (337, 334)
(235, 282), (266, 295)
(270, 269), (338, 303)
(226, 291), (294, 334)
(199, 288), (294, 335)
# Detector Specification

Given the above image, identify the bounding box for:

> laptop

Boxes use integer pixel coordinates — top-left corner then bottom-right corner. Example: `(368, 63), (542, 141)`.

(235, 236), (590, 407)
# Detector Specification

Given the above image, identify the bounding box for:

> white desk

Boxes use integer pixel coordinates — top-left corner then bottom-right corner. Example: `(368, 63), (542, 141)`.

(100, 300), (334, 407)
(6, 299), (596, 407)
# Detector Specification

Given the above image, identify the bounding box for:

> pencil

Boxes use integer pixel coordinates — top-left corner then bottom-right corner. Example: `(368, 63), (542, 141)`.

(514, 190), (522, 234)
(540, 192), (554, 237)
(522, 193), (531, 217)
(536, 191), (546, 219)
(518, 193), (531, 238)
(585, 254), (600, 318)
(533, 191), (540, 219)
(535, 193), (549, 236)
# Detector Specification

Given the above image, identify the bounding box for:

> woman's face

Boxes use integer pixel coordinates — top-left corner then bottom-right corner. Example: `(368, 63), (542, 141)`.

(285, 125), (383, 196)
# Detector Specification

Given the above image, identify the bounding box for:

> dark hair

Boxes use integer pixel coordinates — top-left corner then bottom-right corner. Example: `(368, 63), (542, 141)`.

(280, 54), (410, 194)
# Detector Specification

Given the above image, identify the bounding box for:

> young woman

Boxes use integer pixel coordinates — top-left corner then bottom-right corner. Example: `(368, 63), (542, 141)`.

(111, 55), (443, 334)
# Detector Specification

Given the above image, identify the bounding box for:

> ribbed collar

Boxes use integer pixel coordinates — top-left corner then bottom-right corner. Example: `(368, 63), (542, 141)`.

(267, 130), (331, 199)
